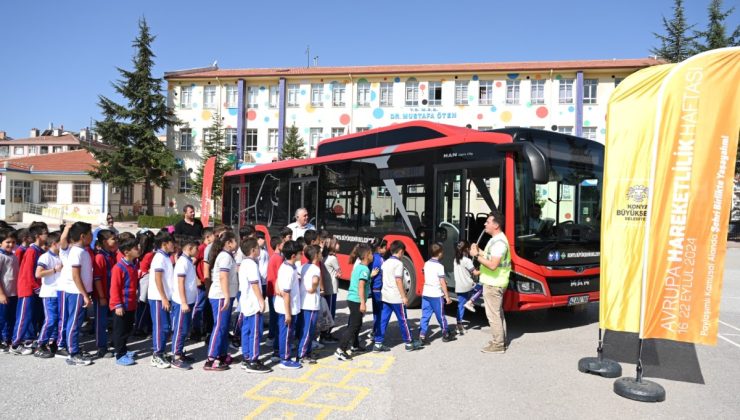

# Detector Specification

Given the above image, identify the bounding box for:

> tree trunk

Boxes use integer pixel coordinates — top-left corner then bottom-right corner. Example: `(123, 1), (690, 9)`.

(144, 178), (154, 216)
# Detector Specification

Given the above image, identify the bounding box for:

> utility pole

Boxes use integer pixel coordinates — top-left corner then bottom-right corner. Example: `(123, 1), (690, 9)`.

(305, 45), (310, 68)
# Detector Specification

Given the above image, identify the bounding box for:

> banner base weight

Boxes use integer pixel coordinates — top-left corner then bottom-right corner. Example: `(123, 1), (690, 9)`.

(614, 377), (665, 402)
(578, 356), (622, 378)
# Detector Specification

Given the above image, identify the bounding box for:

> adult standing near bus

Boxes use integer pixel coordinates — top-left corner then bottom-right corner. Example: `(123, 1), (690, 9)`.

(287, 208), (315, 240)
(470, 211), (510, 354)
(174, 205), (204, 241)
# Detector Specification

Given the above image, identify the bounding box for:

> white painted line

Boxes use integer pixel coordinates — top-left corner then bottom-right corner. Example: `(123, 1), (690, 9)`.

(719, 320), (740, 332)
(722, 333), (740, 337)
(718, 334), (740, 349)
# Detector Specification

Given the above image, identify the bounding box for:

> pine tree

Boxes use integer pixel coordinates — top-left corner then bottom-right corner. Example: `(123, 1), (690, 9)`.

(87, 18), (180, 215)
(694, 0), (739, 52)
(652, 0), (699, 62)
(192, 114), (230, 213)
(281, 124), (306, 160)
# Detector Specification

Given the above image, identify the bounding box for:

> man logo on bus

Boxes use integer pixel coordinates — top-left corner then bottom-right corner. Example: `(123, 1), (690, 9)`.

(626, 185), (649, 203)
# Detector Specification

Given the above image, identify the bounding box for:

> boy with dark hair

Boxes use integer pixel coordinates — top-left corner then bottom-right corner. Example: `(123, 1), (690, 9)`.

(109, 237), (141, 366)
(11, 223), (48, 354)
(239, 237), (270, 373)
(93, 229), (117, 358)
(59, 222), (94, 366)
(418, 242), (454, 345)
(274, 240), (302, 369)
(297, 245), (322, 364)
(279, 226), (293, 242)
(149, 230), (175, 369)
(14, 228), (31, 263)
(34, 231), (63, 358)
(171, 239), (198, 370)
(266, 235), (284, 352)
(191, 227), (214, 341)
(0, 229), (19, 353)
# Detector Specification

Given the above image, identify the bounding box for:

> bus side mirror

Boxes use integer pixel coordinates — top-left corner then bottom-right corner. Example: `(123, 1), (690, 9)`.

(495, 142), (550, 184)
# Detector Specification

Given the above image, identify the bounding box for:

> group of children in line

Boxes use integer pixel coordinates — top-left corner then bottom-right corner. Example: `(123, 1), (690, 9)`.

(0, 219), (485, 373)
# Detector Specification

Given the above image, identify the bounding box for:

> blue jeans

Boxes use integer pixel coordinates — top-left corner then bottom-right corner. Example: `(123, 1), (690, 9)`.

(419, 296), (449, 338)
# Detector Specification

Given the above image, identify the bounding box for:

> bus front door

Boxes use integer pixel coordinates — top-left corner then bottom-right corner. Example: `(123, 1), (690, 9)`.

(229, 183), (248, 231)
(289, 177), (319, 227)
(434, 169), (463, 287)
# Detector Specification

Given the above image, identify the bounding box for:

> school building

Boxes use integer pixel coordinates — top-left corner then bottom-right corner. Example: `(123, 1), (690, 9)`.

(164, 57), (662, 214)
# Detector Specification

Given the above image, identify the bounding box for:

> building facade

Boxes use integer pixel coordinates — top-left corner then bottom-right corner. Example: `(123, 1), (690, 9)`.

(165, 58), (661, 214)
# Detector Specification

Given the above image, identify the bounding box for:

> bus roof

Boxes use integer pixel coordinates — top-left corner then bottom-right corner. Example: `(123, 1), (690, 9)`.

(224, 122), (511, 178)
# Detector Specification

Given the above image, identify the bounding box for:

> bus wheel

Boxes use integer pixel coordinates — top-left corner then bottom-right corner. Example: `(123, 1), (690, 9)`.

(402, 256), (420, 308)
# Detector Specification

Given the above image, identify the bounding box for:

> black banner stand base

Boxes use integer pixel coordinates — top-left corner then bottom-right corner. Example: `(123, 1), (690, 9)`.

(578, 356), (622, 378)
(614, 377), (666, 402)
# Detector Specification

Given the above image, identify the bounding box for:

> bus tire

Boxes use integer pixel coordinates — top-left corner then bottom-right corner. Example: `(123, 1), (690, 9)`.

(402, 256), (420, 308)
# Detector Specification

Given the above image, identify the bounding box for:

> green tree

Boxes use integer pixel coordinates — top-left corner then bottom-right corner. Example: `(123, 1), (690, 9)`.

(192, 114), (230, 214)
(87, 18), (180, 215)
(693, 0), (739, 52)
(281, 124), (306, 160)
(652, 0), (699, 62)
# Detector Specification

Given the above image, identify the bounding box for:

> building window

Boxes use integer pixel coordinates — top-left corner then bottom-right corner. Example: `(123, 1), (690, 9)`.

(287, 84), (299, 107)
(582, 127), (598, 140)
(405, 80), (419, 106)
(247, 86), (259, 108)
(180, 86), (192, 108)
(245, 129), (258, 152)
(178, 171), (192, 193)
(28, 146), (37, 155)
(311, 83), (323, 107)
(224, 128), (238, 151)
(225, 84), (238, 108)
(332, 83), (346, 107)
(428, 81), (442, 106)
(10, 180), (31, 203)
(506, 80), (520, 104)
(583, 79), (598, 104)
(39, 181), (57, 203)
(203, 85), (216, 109)
(531, 79), (545, 105)
(72, 182), (90, 204)
(380, 82), (393, 107)
(269, 85), (279, 108)
(179, 129), (193, 151)
(0, 146), (8, 157)
(559, 79), (574, 104)
(14, 146), (23, 156)
(309, 128), (322, 152)
(356, 127), (370, 132)
(268, 128), (279, 152)
(331, 127), (345, 137)
(455, 81), (469, 105)
(120, 184), (134, 205)
(356, 82), (371, 107)
(479, 81), (493, 105)
(556, 126), (573, 135)
(53, 146), (63, 153)
(40, 146), (48, 154)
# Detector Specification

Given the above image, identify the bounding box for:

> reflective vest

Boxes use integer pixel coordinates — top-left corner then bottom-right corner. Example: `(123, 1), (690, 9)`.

(479, 235), (511, 288)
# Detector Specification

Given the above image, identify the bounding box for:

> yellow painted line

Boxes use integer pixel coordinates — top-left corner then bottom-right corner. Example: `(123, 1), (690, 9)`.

(244, 401), (273, 420)
(315, 407), (334, 420)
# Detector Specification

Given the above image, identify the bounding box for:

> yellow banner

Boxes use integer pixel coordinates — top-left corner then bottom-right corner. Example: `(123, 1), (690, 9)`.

(599, 64), (676, 333)
(641, 48), (740, 344)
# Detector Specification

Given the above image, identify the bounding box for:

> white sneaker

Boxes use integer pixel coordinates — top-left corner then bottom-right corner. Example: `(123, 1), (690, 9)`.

(464, 301), (476, 313)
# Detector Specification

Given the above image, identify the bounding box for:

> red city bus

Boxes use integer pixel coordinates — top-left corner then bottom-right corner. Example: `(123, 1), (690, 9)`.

(222, 121), (603, 311)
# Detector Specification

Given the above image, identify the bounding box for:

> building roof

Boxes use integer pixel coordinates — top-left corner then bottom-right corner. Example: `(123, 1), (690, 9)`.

(0, 149), (97, 174)
(165, 58), (663, 80)
(0, 134), (80, 146)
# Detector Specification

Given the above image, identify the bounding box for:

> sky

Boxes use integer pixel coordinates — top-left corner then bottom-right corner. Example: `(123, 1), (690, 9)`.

(0, 0), (732, 138)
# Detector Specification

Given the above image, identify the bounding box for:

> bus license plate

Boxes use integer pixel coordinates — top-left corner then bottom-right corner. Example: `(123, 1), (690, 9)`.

(568, 295), (589, 306)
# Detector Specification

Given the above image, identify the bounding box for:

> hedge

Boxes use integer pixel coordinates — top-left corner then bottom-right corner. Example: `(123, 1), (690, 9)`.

(137, 214), (198, 229)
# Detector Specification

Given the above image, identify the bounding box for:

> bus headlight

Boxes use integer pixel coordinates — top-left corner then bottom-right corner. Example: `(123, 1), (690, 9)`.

(513, 274), (545, 295)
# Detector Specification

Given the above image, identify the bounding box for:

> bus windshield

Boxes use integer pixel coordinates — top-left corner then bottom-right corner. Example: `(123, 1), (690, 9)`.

(514, 134), (603, 267)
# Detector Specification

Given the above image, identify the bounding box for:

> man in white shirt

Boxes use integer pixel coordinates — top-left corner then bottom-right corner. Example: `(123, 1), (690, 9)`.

(287, 208), (316, 240)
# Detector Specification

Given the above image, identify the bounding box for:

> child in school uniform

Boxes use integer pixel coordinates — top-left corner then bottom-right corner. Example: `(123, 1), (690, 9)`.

(170, 239), (198, 370)
(419, 242), (455, 345)
(454, 240), (481, 334)
(336, 243), (374, 361)
(109, 237), (140, 366)
(373, 240), (423, 352)
(93, 229), (117, 358)
(265, 236), (284, 354)
(297, 245), (321, 364)
(369, 238), (386, 343)
(148, 230), (175, 369)
(273, 240), (302, 370)
(191, 227), (214, 341)
(320, 238), (341, 343)
(58, 222), (95, 366)
(238, 237), (271, 374)
(12, 224), (48, 355)
(34, 231), (63, 358)
(204, 231), (238, 371)
(0, 229), (19, 353)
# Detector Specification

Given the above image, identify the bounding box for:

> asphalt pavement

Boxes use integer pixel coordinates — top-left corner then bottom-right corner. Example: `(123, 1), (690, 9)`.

(1, 247), (738, 419)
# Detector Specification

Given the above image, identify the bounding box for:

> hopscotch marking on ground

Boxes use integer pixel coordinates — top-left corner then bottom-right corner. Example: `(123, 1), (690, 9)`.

(244, 353), (395, 419)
